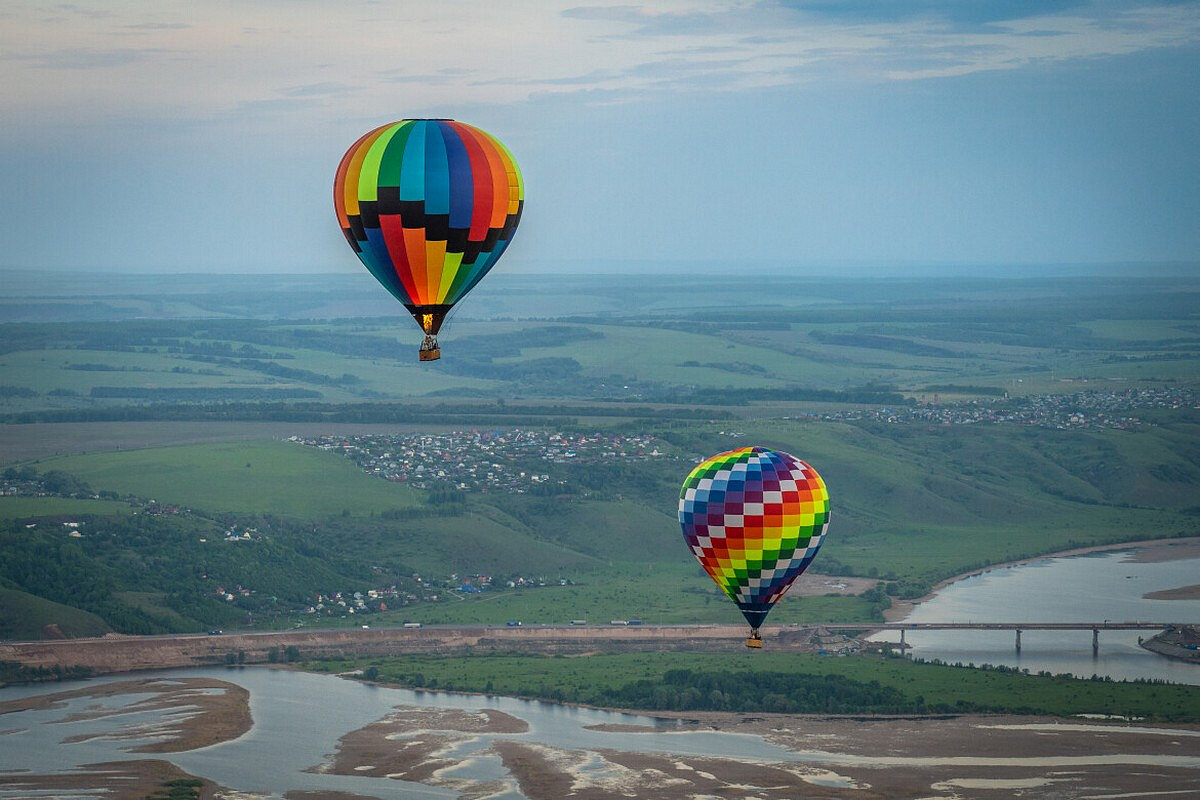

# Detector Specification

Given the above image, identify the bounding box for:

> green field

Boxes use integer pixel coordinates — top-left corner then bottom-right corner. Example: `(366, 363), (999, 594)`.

(0, 496), (131, 520)
(306, 650), (1200, 721)
(364, 563), (879, 628)
(1, 273), (1197, 639)
(36, 440), (420, 516)
(0, 586), (111, 640)
(3, 274), (1198, 412)
(4, 411), (1195, 637)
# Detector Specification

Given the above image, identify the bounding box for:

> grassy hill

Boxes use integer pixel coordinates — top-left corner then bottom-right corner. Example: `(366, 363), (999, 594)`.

(1, 273), (1196, 637)
(37, 440), (420, 517)
(0, 586), (111, 640)
(3, 412), (1196, 635)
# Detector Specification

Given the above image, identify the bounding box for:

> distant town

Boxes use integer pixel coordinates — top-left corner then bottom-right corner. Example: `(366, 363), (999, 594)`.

(815, 386), (1195, 430)
(291, 429), (675, 493)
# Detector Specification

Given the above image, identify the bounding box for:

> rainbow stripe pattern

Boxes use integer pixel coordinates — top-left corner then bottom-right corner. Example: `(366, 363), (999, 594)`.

(334, 120), (523, 333)
(679, 447), (830, 629)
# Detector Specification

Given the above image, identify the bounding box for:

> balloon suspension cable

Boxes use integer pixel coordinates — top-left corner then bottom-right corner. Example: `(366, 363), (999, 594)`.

(745, 627), (763, 649)
(419, 334), (441, 362)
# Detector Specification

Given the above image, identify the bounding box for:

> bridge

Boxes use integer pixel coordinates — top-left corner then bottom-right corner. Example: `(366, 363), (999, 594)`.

(820, 621), (1184, 653)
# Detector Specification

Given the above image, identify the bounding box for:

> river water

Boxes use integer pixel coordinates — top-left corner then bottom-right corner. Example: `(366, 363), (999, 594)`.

(2, 546), (1199, 798)
(0, 667), (858, 799)
(877, 548), (1200, 685)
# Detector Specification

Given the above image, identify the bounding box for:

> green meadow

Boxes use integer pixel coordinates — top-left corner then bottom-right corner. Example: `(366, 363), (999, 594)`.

(36, 440), (420, 517)
(307, 650), (1200, 721)
(0, 496), (131, 520)
(368, 562), (879, 628)
(1, 273), (1197, 637)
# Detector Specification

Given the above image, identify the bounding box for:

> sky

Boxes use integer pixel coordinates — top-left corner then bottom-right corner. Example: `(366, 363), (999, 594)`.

(1, 1), (1198, 276)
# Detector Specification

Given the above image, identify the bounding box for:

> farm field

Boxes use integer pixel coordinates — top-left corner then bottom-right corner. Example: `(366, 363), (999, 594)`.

(2, 273), (1198, 414)
(0, 497), (131, 519)
(4, 410), (1196, 637)
(1, 272), (1197, 638)
(34, 440), (421, 517)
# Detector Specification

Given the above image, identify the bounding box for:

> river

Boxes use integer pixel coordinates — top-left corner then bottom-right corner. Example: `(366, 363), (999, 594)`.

(877, 546), (1200, 684)
(2, 545), (1199, 798)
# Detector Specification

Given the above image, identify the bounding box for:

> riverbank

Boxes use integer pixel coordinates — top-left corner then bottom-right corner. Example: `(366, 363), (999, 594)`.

(883, 536), (1200, 623)
(5, 666), (1200, 800)
(318, 710), (1200, 800)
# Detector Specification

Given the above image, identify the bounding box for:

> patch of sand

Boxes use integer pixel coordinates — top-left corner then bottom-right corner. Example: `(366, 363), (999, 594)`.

(1143, 583), (1200, 600)
(1129, 540), (1200, 563)
(309, 705), (527, 795)
(0, 677), (251, 753)
(0, 759), (217, 800)
(320, 707), (1200, 800)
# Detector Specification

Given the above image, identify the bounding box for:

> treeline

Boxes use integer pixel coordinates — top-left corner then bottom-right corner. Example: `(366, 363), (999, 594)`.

(599, 668), (912, 713)
(395, 666), (1038, 715)
(0, 660), (93, 685)
(182, 355), (362, 386)
(3, 399), (733, 424)
(88, 387), (322, 401)
(808, 331), (964, 359)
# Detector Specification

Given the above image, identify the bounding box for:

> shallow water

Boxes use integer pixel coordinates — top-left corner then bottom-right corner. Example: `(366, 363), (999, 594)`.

(3, 547), (1199, 797)
(4, 667), (1199, 800)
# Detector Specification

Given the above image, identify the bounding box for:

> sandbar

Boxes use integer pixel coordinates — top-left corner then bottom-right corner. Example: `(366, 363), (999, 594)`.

(1144, 583), (1200, 600)
(0, 676), (251, 752)
(314, 705), (1200, 800)
(0, 759), (217, 800)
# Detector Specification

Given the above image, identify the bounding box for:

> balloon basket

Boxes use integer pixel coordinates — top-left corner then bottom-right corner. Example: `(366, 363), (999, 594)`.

(419, 334), (441, 361)
(745, 637), (763, 649)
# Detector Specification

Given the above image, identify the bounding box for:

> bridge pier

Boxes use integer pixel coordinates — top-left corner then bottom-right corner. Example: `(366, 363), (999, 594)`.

(1093, 628), (1099, 654)
(900, 628), (906, 648)
(1015, 629), (1021, 653)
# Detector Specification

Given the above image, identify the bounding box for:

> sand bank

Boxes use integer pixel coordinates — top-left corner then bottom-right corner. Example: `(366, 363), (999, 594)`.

(314, 706), (1200, 800)
(1144, 583), (1200, 600)
(0, 759), (217, 800)
(0, 676), (251, 752)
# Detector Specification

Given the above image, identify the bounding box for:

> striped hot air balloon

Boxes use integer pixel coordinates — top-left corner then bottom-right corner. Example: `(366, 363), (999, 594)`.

(334, 120), (523, 360)
(679, 447), (830, 647)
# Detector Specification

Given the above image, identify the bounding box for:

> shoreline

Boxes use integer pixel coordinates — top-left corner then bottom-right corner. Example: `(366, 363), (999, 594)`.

(882, 535), (1200, 623)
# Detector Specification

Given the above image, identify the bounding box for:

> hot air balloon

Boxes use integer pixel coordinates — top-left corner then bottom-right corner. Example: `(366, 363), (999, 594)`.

(334, 120), (523, 361)
(679, 447), (830, 648)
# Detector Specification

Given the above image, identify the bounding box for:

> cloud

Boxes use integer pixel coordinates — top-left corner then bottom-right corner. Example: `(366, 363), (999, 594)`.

(1, 0), (1196, 134)
(779, 0), (1091, 27)
(11, 47), (170, 70)
(121, 21), (191, 30)
(278, 82), (357, 98)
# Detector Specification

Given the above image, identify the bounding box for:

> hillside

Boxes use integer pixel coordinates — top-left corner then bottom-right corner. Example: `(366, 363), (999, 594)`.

(3, 412), (1196, 635)
(2, 273), (1196, 637)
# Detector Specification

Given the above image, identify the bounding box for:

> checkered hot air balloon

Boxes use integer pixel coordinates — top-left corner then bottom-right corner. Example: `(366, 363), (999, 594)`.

(334, 120), (523, 361)
(679, 447), (830, 647)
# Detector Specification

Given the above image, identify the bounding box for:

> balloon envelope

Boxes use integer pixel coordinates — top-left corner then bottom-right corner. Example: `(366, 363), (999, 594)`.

(678, 447), (830, 629)
(334, 119), (523, 338)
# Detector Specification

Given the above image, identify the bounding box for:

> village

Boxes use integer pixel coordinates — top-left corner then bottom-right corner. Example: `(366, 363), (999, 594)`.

(291, 429), (674, 492)
(816, 386), (1195, 429)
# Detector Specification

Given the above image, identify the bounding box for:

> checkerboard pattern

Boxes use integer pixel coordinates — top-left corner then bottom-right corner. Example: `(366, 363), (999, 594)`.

(679, 447), (830, 628)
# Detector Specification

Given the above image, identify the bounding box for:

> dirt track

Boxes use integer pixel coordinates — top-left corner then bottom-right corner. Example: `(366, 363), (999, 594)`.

(0, 623), (831, 676)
